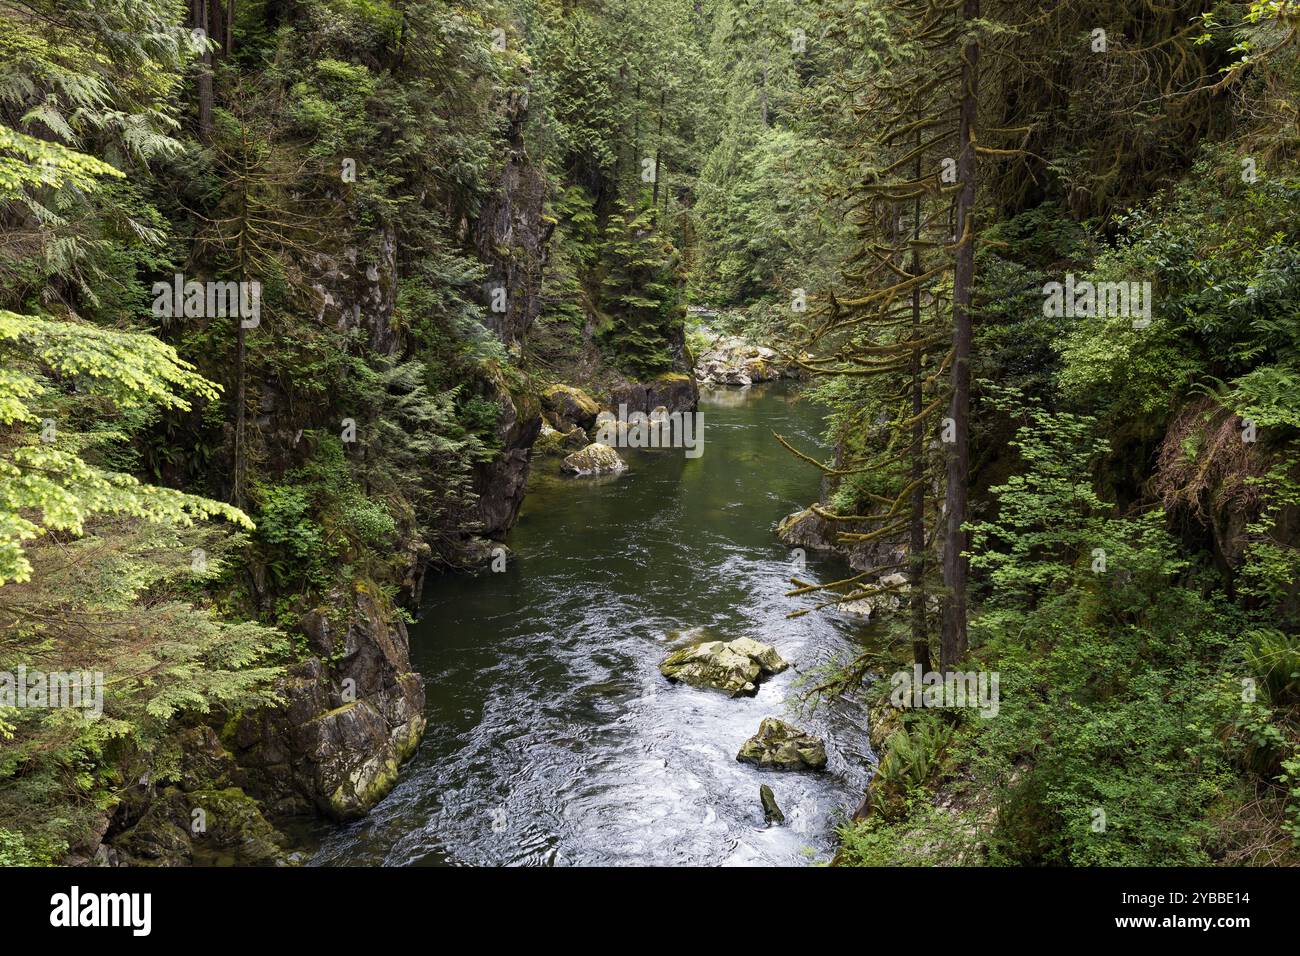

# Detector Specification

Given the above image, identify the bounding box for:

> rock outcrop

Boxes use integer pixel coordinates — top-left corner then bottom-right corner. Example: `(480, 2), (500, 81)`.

(737, 718), (828, 771)
(695, 336), (792, 387)
(467, 81), (551, 536)
(473, 86), (552, 348)
(533, 420), (589, 456)
(231, 584), (426, 822)
(99, 727), (295, 867)
(659, 636), (788, 696)
(109, 785), (294, 867)
(541, 384), (600, 432)
(474, 370), (543, 537)
(608, 372), (698, 415)
(308, 224), (401, 358)
(778, 506), (909, 574)
(448, 536), (508, 570)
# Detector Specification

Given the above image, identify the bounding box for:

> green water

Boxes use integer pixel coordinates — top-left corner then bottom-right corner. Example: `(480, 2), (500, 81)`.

(313, 381), (875, 866)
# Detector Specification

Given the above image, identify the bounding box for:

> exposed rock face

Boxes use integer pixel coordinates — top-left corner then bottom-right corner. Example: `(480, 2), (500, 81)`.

(659, 636), (789, 696)
(737, 718), (828, 771)
(608, 372), (698, 415)
(308, 224), (401, 359)
(231, 586), (426, 822)
(243, 225), (402, 483)
(541, 384), (600, 431)
(474, 370), (543, 537)
(473, 87), (552, 348)
(561, 442), (627, 476)
(467, 85), (551, 536)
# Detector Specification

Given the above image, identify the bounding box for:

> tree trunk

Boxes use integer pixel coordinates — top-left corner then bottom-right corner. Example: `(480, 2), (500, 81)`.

(651, 90), (665, 214)
(232, 125), (250, 508)
(941, 0), (979, 672)
(910, 134), (931, 671)
(633, 81), (641, 195)
(195, 0), (214, 141)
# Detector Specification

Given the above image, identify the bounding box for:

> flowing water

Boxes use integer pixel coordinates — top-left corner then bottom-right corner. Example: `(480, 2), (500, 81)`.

(313, 380), (876, 867)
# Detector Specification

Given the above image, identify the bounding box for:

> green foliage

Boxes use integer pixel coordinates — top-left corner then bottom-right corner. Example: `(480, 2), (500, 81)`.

(0, 521), (285, 863)
(836, 794), (983, 867)
(1280, 754), (1300, 844)
(0, 0), (189, 305)
(254, 485), (330, 592)
(692, 126), (843, 307)
(0, 309), (251, 585)
(0, 826), (62, 867)
(962, 391), (1251, 865)
(4, 0), (1299, 872)
(1059, 150), (1300, 424)
(597, 202), (684, 377)
(869, 714), (953, 818)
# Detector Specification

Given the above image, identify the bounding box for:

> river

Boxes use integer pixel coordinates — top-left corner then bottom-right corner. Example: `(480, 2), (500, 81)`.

(312, 380), (875, 866)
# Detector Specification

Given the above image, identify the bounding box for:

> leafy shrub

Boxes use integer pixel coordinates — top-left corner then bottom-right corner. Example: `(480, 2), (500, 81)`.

(255, 485), (329, 591)
(871, 715), (953, 818)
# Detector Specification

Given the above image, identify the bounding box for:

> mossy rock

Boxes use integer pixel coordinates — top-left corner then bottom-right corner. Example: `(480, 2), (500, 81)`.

(111, 785), (294, 867)
(323, 710), (428, 820)
(760, 784), (785, 824)
(110, 790), (194, 866)
(659, 636), (788, 696)
(541, 384), (600, 430)
(188, 787), (296, 866)
(737, 718), (828, 771)
(534, 421), (588, 457)
(561, 442), (627, 476)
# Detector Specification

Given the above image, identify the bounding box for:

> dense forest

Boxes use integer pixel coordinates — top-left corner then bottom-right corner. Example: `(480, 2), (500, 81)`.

(1, 0), (1298, 871)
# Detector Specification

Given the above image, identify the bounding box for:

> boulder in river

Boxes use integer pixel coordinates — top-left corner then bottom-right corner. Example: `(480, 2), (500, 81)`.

(658, 636), (788, 696)
(450, 535), (505, 568)
(534, 420), (589, 457)
(760, 784), (785, 825)
(737, 717), (828, 771)
(541, 384), (600, 431)
(561, 442), (627, 476)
